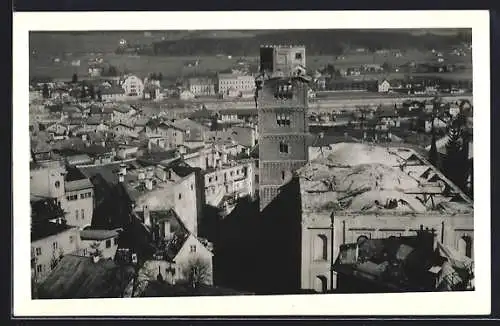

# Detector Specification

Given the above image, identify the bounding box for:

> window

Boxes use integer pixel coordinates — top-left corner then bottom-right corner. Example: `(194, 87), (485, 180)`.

(69, 236), (74, 244)
(209, 177), (213, 183)
(281, 171), (286, 181)
(35, 247), (42, 256)
(36, 264), (43, 274)
(279, 142), (289, 154)
(66, 194), (78, 201)
(190, 183), (194, 191)
(113, 238), (118, 246)
(315, 275), (328, 293)
(190, 245), (197, 253)
(53, 242), (58, 250)
(314, 235), (328, 261)
(277, 113), (291, 126)
(230, 171), (234, 176)
(54, 181), (60, 188)
(178, 193), (182, 200)
(81, 209), (85, 220)
(75, 210), (79, 220)
(105, 239), (112, 248)
(295, 52), (303, 60)
(80, 193), (85, 199)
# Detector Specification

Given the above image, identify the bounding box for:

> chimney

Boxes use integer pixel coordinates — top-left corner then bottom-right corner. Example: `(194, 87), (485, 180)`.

(143, 206), (151, 227)
(119, 163), (127, 176)
(145, 178), (153, 190)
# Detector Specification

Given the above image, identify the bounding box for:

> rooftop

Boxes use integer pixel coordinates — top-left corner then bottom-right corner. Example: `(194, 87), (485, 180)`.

(37, 255), (134, 299)
(31, 222), (74, 242)
(299, 143), (473, 215)
(80, 229), (120, 241)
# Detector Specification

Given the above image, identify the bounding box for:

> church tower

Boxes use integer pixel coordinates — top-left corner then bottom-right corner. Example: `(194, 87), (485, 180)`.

(256, 45), (310, 211)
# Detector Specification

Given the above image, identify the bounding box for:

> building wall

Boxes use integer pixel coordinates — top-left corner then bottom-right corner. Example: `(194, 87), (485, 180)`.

(299, 212), (474, 292)
(175, 234), (214, 285)
(173, 173), (199, 236)
(203, 162), (254, 206)
(30, 166), (66, 202)
(258, 77), (309, 211)
(80, 237), (119, 260)
(31, 227), (80, 283)
(218, 75), (255, 95)
(272, 46), (306, 76)
(121, 75), (144, 98)
(190, 83), (216, 96)
(230, 126), (258, 147)
(62, 186), (94, 228)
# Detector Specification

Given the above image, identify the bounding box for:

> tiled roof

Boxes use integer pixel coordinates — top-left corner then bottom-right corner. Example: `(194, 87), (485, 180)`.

(80, 229), (120, 241)
(31, 222), (74, 242)
(37, 255), (135, 299)
(65, 178), (93, 192)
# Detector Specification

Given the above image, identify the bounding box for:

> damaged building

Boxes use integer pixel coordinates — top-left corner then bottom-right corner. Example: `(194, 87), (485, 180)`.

(298, 143), (474, 293)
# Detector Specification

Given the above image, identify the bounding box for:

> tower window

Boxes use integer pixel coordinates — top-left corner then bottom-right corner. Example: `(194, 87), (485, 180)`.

(274, 83), (293, 99)
(276, 113), (291, 127)
(295, 52), (303, 60)
(281, 171), (286, 180)
(279, 142), (289, 154)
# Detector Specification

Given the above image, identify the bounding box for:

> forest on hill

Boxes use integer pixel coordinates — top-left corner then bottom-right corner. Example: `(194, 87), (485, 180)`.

(151, 29), (472, 57)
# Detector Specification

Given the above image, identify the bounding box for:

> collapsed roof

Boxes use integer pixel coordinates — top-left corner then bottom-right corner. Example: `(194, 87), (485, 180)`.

(298, 143), (473, 214)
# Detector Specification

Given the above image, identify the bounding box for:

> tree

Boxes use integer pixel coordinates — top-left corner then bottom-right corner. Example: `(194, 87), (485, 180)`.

(90, 241), (103, 258)
(182, 256), (211, 288)
(72, 73), (78, 83)
(42, 83), (50, 98)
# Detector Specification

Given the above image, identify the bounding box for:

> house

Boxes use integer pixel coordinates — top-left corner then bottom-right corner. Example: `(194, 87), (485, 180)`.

(112, 122), (138, 138)
(116, 144), (139, 160)
(30, 195), (81, 283)
(188, 77), (216, 96)
(217, 73), (255, 96)
(378, 79), (391, 93)
(36, 254), (135, 299)
(179, 90), (196, 101)
(171, 118), (208, 143)
(113, 104), (137, 122)
(120, 74), (144, 98)
(136, 208), (214, 286)
(100, 86), (126, 102)
(86, 116), (109, 133)
(78, 229), (121, 259)
(145, 121), (185, 148)
(56, 166), (95, 228)
(46, 122), (68, 139)
(203, 161), (255, 207)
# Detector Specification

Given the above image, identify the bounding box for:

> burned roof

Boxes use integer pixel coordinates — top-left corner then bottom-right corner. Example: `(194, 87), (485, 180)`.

(299, 143), (473, 215)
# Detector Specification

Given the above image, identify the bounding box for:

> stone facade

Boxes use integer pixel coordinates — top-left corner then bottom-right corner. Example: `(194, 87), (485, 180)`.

(258, 76), (309, 211)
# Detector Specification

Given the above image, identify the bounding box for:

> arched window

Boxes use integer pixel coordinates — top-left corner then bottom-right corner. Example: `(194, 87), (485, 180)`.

(281, 171), (286, 181)
(279, 141), (289, 154)
(314, 234), (328, 261)
(315, 275), (328, 293)
(459, 235), (473, 258)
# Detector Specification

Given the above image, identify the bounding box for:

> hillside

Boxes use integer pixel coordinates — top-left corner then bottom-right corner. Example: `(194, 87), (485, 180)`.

(152, 29), (472, 56)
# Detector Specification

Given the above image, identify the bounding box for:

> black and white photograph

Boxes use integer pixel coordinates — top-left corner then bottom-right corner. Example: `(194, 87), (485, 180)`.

(13, 11), (490, 316)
